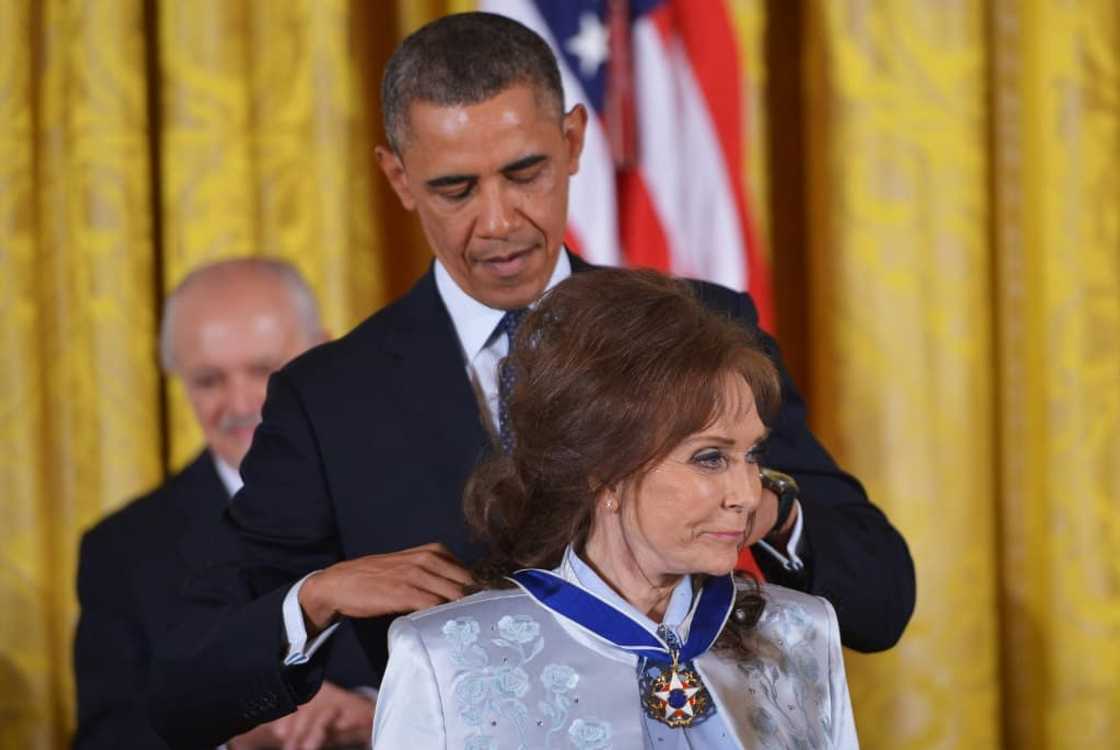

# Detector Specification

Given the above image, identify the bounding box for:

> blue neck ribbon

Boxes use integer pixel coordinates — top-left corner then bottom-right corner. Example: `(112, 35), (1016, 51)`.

(510, 568), (735, 665)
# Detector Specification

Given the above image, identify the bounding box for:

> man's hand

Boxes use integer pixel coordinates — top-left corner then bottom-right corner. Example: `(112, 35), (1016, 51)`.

(271, 681), (374, 750)
(227, 681), (374, 750)
(299, 542), (472, 635)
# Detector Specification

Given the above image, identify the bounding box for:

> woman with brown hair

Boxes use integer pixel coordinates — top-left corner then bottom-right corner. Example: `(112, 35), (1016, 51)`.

(372, 269), (858, 749)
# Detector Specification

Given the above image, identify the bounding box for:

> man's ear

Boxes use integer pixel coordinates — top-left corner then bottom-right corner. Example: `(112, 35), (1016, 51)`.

(561, 103), (589, 176)
(375, 145), (416, 211)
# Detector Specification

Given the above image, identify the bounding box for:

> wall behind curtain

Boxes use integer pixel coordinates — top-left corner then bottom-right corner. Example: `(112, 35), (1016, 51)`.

(0, 1), (1116, 748)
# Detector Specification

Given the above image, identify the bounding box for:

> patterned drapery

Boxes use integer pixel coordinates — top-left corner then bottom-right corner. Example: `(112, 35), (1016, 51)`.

(1, 1), (437, 745)
(805, 1), (1120, 748)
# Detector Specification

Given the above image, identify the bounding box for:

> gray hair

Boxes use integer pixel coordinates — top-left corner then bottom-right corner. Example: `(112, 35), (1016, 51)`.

(159, 257), (322, 372)
(381, 12), (564, 153)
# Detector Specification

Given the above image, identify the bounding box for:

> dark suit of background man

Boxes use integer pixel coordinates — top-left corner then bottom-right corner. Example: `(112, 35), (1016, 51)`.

(150, 14), (916, 747)
(75, 259), (377, 749)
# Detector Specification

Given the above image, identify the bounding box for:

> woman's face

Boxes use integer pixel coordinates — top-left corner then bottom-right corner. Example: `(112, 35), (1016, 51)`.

(607, 377), (769, 580)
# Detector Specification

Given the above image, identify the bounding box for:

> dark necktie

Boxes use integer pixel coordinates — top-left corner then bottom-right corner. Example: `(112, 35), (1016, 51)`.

(496, 308), (529, 454)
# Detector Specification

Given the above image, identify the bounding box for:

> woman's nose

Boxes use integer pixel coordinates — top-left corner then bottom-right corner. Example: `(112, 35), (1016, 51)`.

(723, 461), (763, 511)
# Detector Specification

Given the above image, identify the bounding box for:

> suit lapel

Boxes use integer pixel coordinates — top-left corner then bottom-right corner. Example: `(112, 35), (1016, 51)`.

(383, 252), (589, 471)
(382, 268), (492, 487)
(175, 451), (239, 573)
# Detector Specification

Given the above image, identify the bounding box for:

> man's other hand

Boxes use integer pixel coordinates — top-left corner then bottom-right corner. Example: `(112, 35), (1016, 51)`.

(228, 681), (374, 750)
(298, 542), (473, 634)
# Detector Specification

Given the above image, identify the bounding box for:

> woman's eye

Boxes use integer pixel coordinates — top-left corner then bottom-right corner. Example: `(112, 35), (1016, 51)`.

(692, 450), (727, 469)
(746, 444), (767, 464)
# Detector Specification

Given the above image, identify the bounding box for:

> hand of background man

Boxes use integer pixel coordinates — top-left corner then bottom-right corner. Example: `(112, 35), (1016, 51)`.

(226, 681), (374, 750)
(298, 542), (473, 636)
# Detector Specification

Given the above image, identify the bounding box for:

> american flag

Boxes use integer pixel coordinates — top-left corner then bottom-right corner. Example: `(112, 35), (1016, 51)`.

(483, 0), (772, 577)
(480, 0), (773, 330)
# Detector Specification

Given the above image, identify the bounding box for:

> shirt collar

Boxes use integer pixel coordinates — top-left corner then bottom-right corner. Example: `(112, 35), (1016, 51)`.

(434, 250), (572, 363)
(561, 546), (695, 631)
(212, 454), (243, 498)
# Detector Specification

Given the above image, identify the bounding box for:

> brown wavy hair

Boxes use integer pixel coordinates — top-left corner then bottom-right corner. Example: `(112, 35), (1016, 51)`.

(464, 268), (780, 647)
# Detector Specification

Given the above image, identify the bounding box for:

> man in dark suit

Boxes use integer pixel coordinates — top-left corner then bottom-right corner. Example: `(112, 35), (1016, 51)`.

(150, 14), (915, 747)
(75, 259), (376, 749)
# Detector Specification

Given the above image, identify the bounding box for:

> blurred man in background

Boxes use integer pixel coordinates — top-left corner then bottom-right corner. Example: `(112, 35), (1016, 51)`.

(74, 258), (375, 750)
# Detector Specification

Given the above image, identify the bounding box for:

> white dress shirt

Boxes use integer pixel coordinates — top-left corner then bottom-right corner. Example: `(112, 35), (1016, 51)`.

(434, 250), (572, 432)
(213, 456), (242, 497)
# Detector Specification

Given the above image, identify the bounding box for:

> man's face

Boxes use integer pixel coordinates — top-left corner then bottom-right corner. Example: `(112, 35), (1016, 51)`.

(170, 275), (321, 469)
(377, 85), (587, 310)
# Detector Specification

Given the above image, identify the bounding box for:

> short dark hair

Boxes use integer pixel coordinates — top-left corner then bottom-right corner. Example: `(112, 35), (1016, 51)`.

(464, 269), (780, 644)
(381, 12), (565, 152)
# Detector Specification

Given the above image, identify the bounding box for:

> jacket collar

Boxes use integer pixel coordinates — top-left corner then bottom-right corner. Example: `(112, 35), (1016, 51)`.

(376, 249), (591, 471)
(174, 450), (244, 576)
(515, 556), (752, 749)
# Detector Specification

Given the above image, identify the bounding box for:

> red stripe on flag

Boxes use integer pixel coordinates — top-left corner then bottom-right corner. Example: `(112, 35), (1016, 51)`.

(646, 5), (769, 577)
(658, 0), (774, 331)
(562, 226), (584, 258)
(649, 2), (673, 39)
(671, 3), (771, 578)
(736, 548), (764, 582)
(616, 169), (672, 271)
(605, 0), (637, 168)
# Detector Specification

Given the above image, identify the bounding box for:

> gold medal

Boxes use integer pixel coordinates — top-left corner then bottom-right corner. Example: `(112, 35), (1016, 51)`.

(640, 653), (713, 728)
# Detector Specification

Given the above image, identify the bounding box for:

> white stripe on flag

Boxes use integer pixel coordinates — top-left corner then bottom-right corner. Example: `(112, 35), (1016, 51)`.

(481, 0), (622, 268)
(631, 18), (746, 290)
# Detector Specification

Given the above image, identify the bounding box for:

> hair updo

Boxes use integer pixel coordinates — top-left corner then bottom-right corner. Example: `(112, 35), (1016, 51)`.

(465, 267), (779, 640)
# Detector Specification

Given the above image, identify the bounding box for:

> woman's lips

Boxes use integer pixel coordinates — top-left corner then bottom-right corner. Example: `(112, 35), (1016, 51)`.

(703, 530), (745, 542)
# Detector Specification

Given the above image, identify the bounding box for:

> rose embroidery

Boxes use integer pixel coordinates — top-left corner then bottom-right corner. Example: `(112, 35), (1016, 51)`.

(567, 718), (612, 749)
(497, 614), (541, 644)
(541, 663), (580, 693)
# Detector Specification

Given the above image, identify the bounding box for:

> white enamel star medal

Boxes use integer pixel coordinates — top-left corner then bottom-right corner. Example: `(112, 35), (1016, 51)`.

(640, 652), (713, 728)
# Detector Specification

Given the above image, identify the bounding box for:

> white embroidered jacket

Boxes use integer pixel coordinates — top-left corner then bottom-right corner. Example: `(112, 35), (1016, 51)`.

(372, 560), (858, 749)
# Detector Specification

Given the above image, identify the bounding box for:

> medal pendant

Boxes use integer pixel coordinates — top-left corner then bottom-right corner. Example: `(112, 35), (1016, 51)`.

(641, 660), (712, 728)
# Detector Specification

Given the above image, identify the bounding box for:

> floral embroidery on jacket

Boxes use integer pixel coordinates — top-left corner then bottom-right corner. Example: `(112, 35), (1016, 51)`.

(737, 602), (831, 748)
(538, 663), (580, 748)
(567, 718), (612, 749)
(443, 615), (612, 750)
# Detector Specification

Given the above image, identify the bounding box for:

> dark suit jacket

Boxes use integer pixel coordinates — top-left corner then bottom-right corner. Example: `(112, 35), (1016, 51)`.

(150, 256), (914, 747)
(74, 450), (373, 749)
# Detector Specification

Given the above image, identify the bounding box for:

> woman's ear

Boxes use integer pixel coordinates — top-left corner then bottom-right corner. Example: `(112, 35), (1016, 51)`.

(603, 485), (620, 513)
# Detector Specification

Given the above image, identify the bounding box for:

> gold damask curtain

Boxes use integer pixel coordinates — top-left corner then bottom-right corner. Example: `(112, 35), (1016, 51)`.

(0, 1), (451, 746)
(0, 1), (1116, 748)
(803, 1), (1120, 749)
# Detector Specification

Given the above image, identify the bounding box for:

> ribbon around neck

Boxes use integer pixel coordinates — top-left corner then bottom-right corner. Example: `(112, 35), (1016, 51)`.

(509, 568), (735, 664)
